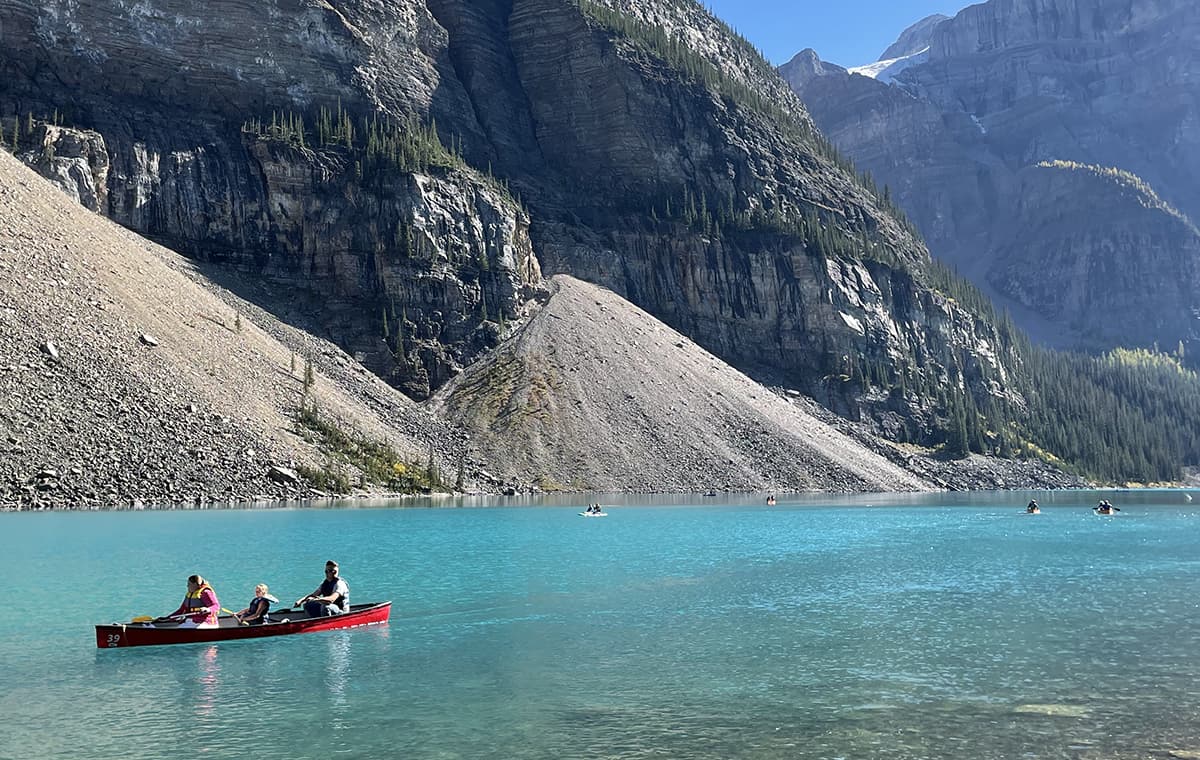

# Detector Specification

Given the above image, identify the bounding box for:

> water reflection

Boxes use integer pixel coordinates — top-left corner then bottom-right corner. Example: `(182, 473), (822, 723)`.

(190, 645), (221, 720)
(324, 631), (351, 708)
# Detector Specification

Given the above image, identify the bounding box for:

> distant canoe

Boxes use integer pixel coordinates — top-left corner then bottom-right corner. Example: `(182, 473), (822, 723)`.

(579, 512), (608, 517)
(96, 602), (391, 649)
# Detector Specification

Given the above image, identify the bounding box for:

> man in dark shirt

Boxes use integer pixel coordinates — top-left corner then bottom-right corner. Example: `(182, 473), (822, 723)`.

(297, 560), (350, 617)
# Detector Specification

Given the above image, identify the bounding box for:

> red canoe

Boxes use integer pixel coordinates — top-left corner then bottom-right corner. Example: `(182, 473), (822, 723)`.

(96, 602), (391, 649)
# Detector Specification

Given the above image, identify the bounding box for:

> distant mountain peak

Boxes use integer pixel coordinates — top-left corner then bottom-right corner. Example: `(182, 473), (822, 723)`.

(786, 0), (1200, 360)
(878, 13), (950, 61)
(778, 48), (846, 85)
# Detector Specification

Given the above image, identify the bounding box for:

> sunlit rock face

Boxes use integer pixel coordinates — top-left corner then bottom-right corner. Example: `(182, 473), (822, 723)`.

(784, 0), (1200, 354)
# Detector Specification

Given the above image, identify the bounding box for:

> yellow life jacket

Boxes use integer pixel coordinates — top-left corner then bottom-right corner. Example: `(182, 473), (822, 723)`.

(185, 583), (215, 611)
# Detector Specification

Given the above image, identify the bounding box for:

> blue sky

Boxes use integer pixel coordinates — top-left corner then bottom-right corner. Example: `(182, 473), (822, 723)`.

(701, 1), (970, 67)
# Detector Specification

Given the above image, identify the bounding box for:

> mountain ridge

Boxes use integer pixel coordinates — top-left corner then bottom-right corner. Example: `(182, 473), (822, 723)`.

(2, 146), (1087, 507)
(3, 0), (1198, 496)
(782, 0), (1200, 356)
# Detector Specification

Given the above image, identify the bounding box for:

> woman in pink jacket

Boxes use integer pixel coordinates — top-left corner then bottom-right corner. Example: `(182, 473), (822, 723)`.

(163, 574), (220, 628)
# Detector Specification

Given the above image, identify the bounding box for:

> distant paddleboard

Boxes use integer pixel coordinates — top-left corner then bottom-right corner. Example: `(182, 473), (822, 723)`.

(579, 512), (608, 517)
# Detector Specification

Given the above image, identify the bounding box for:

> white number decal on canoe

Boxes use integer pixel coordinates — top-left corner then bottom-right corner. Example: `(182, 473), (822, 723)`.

(106, 634), (122, 647)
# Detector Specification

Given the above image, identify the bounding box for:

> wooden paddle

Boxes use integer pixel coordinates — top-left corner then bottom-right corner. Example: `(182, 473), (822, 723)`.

(130, 603), (223, 624)
(221, 607), (249, 626)
(129, 612), (191, 624)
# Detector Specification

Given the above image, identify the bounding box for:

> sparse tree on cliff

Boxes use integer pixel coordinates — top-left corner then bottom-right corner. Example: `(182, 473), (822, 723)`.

(303, 357), (315, 393)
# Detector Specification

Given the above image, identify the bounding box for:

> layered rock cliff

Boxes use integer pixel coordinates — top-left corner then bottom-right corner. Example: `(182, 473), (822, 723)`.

(1, 0), (543, 400)
(784, 0), (1200, 353)
(991, 161), (1200, 351)
(0, 148), (479, 509)
(0, 0), (1047, 459)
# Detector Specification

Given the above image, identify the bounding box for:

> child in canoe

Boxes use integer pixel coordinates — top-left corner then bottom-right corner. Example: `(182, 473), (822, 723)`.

(233, 583), (278, 625)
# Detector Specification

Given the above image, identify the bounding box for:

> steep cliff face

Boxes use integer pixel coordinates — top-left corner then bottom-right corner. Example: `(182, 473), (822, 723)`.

(785, 0), (1200, 354)
(18, 124), (109, 213)
(920, 0), (1200, 211)
(990, 161), (1200, 350)
(782, 50), (999, 257)
(0, 0), (1032, 447)
(1, 0), (542, 399)
(501, 0), (1001, 417)
(879, 14), (949, 61)
(1, 0), (370, 117)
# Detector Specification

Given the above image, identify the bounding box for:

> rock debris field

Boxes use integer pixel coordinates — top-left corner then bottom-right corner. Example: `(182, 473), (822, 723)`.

(0, 151), (464, 510)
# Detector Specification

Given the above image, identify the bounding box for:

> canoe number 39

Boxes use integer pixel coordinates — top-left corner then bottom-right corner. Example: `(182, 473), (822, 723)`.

(106, 634), (122, 647)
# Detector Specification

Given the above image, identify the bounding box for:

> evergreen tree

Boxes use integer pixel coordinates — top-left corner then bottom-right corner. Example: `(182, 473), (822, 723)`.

(946, 416), (969, 458)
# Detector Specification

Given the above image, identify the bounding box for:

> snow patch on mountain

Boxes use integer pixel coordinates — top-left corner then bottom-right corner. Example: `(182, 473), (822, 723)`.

(848, 47), (929, 84)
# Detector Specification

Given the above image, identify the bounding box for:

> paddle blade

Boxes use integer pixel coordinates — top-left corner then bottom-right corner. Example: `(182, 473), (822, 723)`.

(131, 615), (154, 623)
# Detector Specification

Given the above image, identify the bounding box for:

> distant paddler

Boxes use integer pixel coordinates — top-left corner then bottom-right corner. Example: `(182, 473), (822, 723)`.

(1094, 500), (1119, 515)
(1025, 500), (1040, 514)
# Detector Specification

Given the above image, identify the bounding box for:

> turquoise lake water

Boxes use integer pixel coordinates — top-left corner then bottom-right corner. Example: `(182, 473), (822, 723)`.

(3, 490), (1200, 759)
